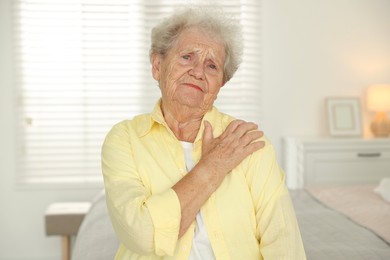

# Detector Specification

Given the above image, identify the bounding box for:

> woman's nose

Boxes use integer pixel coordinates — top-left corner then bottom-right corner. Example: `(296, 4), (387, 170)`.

(189, 62), (205, 80)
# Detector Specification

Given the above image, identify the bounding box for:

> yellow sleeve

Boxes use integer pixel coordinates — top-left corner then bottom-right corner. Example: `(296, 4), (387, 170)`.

(246, 140), (306, 259)
(101, 122), (181, 256)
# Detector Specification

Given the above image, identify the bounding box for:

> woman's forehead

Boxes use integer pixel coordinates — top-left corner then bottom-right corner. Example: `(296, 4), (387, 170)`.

(178, 28), (222, 46)
(174, 29), (225, 60)
(179, 45), (218, 56)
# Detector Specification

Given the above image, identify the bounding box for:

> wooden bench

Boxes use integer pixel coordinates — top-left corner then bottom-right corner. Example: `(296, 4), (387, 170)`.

(45, 202), (91, 260)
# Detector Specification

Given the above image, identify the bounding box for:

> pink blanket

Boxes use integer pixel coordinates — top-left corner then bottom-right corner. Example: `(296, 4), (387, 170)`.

(306, 185), (390, 243)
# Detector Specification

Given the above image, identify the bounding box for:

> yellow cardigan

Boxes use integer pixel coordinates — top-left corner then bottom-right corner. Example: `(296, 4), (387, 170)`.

(102, 101), (306, 260)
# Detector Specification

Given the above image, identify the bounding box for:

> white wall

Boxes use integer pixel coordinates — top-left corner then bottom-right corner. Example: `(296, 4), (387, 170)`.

(262, 0), (390, 155)
(0, 2), (101, 259)
(1, 0), (390, 259)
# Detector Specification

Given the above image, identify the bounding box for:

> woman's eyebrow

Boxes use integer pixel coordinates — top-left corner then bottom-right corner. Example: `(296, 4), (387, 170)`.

(178, 47), (223, 64)
(207, 54), (223, 66)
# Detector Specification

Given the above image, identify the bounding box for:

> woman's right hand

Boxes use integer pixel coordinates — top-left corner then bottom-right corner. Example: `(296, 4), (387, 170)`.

(200, 120), (265, 180)
(173, 120), (265, 238)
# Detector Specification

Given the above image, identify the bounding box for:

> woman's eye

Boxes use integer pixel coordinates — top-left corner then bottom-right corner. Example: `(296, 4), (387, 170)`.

(182, 54), (191, 60)
(209, 64), (217, 70)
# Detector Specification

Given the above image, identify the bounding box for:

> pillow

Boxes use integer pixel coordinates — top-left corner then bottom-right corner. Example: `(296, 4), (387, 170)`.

(374, 178), (390, 203)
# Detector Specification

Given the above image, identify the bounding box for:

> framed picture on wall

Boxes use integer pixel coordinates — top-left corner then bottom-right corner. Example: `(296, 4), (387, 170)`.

(326, 97), (362, 137)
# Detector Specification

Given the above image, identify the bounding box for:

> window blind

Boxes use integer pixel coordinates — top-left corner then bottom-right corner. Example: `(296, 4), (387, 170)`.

(14, 0), (262, 186)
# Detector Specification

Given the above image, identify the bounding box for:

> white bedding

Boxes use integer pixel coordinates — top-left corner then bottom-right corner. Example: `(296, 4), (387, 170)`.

(306, 185), (390, 243)
(72, 191), (118, 260)
(72, 188), (390, 260)
(375, 178), (390, 203)
(290, 189), (390, 260)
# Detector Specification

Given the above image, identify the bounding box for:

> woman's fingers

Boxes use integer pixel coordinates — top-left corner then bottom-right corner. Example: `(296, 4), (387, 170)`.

(244, 140), (266, 154)
(200, 119), (265, 175)
(240, 130), (264, 147)
(222, 120), (245, 135)
(232, 121), (259, 139)
(202, 120), (213, 143)
(220, 120), (262, 147)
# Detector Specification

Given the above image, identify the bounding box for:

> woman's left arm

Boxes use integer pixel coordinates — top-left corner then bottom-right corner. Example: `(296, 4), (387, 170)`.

(246, 141), (306, 259)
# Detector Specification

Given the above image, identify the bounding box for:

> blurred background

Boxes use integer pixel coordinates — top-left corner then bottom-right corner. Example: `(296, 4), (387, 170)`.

(1, 0), (390, 259)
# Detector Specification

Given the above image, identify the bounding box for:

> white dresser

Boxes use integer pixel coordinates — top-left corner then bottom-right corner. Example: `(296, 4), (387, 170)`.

(282, 137), (390, 189)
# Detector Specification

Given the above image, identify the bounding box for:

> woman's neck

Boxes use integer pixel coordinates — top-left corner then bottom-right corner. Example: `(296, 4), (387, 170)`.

(161, 102), (204, 142)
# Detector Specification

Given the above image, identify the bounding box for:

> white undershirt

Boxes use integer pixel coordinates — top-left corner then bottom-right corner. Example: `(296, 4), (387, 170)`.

(181, 141), (215, 260)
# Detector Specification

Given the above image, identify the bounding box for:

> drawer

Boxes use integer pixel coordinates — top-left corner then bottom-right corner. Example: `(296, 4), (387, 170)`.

(305, 150), (390, 185)
(282, 136), (390, 189)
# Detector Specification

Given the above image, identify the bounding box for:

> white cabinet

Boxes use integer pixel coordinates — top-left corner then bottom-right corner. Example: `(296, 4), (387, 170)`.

(282, 137), (390, 189)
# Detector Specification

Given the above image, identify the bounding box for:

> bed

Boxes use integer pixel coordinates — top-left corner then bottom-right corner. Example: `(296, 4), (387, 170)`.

(291, 185), (390, 259)
(72, 181), (390, 259)
(72, 191), (119, 260)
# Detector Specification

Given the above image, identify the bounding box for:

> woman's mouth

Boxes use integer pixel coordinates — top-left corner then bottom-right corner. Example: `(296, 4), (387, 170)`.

(185, 83), (203, 92)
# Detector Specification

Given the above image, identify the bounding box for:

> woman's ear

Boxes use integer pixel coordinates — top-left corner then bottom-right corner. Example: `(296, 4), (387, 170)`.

(220, 80), (226, 88)
(151, 53), (161, 81)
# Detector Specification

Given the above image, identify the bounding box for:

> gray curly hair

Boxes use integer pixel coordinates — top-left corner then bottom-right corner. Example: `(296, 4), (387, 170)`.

(149, 7), (243, 83)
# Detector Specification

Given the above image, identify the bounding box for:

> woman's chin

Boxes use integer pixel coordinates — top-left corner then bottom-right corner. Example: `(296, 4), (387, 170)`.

(176, 91), (206, 107)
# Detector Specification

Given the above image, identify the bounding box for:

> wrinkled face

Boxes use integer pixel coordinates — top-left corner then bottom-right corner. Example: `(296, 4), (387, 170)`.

(152, 27), (226, 112)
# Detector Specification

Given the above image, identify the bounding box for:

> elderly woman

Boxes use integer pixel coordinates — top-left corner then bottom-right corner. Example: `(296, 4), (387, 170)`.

(102, 7), (305, 260)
